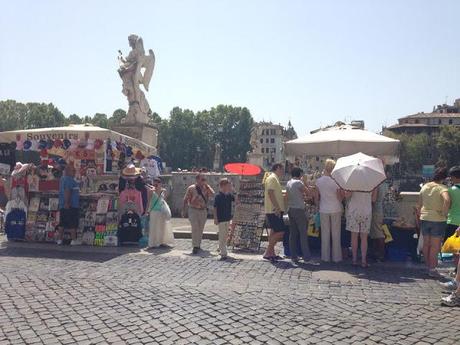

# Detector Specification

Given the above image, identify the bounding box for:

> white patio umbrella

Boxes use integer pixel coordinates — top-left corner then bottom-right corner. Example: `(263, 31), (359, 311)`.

(331, 152), (386, 192)
(284, 126), (399, 157)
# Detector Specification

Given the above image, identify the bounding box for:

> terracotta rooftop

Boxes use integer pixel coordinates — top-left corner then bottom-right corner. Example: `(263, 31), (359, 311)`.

(401, 112), (460, 119)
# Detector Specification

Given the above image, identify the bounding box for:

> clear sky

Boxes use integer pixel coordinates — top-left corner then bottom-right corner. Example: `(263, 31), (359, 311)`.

(0, 0), (459, 135)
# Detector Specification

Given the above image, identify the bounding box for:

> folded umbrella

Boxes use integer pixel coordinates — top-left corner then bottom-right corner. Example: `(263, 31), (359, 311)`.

(331, 152), (386, 192)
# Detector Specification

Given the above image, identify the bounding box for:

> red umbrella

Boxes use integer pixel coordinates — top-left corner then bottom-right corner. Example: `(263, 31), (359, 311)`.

(224, 163), (261, 176)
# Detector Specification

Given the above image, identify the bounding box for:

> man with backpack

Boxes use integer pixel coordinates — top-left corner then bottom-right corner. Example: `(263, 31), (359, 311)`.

(183, 173), (215, 254)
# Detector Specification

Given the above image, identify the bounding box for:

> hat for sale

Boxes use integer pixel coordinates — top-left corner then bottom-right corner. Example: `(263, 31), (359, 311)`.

(121, 163), (141, 178)
(54, 139), (63, 148)
(38, 140), (47, 150)
(23, 140), (32, 151)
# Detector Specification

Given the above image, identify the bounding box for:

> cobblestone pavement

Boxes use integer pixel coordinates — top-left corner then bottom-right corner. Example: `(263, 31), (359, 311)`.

(0, 237), (459, 345)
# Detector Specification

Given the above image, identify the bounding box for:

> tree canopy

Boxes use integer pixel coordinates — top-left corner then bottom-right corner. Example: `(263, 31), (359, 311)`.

(0, 100), (255, 170)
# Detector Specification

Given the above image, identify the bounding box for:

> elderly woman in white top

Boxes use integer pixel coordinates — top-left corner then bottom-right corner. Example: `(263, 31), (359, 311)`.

(314, 159), (344, 263)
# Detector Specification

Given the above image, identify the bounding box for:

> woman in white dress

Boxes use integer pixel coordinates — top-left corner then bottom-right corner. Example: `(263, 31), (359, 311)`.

(148, 178), (174, 249)
(345, 190), (377, 267)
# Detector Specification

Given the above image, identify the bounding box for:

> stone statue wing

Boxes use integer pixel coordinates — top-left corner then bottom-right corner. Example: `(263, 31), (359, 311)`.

(141, 49), (155, 92)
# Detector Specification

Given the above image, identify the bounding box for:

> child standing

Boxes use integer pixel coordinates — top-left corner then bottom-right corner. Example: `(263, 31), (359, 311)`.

(213, 178), (235, 260)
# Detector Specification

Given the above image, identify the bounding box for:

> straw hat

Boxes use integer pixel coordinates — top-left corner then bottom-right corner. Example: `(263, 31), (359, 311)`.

(122, 164), (141, 177)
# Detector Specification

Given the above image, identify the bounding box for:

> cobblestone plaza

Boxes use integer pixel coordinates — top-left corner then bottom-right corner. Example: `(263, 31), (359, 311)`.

(0, 237), (459, 345)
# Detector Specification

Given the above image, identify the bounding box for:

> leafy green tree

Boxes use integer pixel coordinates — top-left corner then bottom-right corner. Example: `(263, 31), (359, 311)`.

(160, 107), (205, 169)
(386, 131), (434, 174)
(148, 111), (162, 126)
(0, 100), (28, 131)
(196, 105), (254, 167)
(108, 109), (127, 128)
(66, 114), (82, 125)
(91, 113), (109, 128)
(436, 126), (460, 168)
(24, 102), (66, 129)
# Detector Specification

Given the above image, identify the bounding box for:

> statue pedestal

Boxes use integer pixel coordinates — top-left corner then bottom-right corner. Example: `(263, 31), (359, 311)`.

(247, 152), (263, 167)
(112, 124), (158, 149)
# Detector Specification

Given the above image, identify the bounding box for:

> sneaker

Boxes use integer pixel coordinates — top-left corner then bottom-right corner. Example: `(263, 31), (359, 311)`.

(439, 280), (458, 291)
(192, 247), (200, 255)
(56, 240), (63, 245)
(441, 292), (460, 307)
(70, 239), (81, 246)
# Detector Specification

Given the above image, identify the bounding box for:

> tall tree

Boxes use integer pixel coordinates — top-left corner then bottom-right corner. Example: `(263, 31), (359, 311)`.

(436, 126), (460, 168)
(25, 102), (66, 129)
(108, 109), (127, 128)
(0, 100), (28, 131)
(91, 113), (109, 128)
(66, 114), (82, 125)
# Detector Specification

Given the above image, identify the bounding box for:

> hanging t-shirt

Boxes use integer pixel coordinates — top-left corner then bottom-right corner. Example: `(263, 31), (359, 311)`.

(140, 158), (160, 179)
(5, 198), (27, 218)
(119, 188), (144, 215)
(0, 143), (15, 171)
(5, 208), (27, 240)
(58, 176), (80, 209)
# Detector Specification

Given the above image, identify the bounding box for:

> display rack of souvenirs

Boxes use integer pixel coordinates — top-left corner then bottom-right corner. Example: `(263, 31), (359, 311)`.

(4, 195), (27, 240)
(230, 180), (266, 251)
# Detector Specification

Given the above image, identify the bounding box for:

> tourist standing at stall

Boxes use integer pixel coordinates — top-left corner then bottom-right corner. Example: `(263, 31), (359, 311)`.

(56, 164), (80, 245)
(183, 173), (215, 254)
(370, 180), (389, 261)
(417, 167), (450, 277)
(148, 177), (174, 248)
(345, 189), (377, 267)
(440, 166), (460, 292)
(213, 178), (235, 261)
(286, 167), (311, 263)
(263, 163), (286, 261)
(315, 159), (344, 263)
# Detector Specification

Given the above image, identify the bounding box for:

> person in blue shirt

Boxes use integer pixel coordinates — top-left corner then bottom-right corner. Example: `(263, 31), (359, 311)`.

(213, 178), (236, 260)
(56, 164), (80, 245)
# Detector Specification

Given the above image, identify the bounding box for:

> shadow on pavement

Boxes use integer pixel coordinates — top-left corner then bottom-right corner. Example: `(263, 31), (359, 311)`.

(0, 240), (141, 263)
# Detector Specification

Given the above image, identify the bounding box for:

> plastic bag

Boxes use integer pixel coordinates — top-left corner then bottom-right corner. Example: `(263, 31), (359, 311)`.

(382, 224), (393, 244)
(441, 234), (460, 254)
(160, 200), (172, 220)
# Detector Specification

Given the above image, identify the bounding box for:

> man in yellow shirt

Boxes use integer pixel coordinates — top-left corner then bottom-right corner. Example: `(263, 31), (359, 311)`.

(263, 163), (286, 261)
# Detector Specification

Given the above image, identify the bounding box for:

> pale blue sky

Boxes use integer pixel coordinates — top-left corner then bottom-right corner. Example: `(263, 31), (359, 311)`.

(0, 0), (459, 135)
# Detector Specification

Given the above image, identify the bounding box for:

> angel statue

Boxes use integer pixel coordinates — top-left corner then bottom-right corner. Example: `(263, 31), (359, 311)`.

(118, 34), (155, 124)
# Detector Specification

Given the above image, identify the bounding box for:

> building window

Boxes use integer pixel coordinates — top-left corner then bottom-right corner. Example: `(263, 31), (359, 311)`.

(266, 138), (269, 143)
(270, 138), (275, 143)
(272, 148), (276, 153)
(271, 129), (276, 135)
(260, 138), (263, 144)
(261, 129), (265, 136)
(438, 119), (442, 125)
(449, 119), (453, 125)
(415, 119), (419, 124)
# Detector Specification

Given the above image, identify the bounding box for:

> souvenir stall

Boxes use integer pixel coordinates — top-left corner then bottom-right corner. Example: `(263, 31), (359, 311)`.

(0, 125), (161, 246)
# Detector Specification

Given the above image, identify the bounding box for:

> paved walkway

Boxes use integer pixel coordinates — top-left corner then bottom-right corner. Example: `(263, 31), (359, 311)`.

(0, 236), (459, 345)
